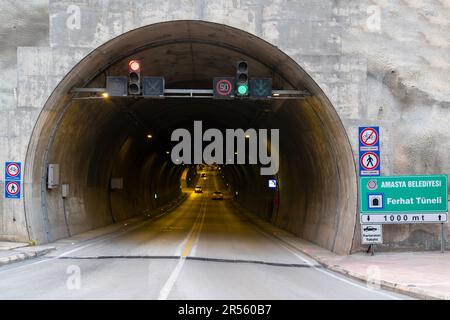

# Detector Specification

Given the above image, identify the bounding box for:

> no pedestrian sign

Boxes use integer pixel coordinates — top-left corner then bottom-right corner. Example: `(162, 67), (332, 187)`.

(5, 180), (21, 199)
(358, 127), (380, 176)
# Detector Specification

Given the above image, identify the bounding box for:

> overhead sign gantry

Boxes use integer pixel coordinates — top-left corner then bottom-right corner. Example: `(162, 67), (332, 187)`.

(70, 60), (310, 100)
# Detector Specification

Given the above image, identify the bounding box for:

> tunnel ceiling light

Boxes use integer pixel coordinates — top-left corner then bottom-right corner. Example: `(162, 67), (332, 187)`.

(166, 151), (170, 154)
(147, 134), (153, 139)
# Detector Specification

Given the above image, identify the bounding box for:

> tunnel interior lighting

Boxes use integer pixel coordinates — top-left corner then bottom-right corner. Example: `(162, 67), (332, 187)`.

(147, 134), (153, 139)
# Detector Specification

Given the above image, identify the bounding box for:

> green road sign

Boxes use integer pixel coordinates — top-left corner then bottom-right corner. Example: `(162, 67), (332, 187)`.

(360, 175), (448, 224)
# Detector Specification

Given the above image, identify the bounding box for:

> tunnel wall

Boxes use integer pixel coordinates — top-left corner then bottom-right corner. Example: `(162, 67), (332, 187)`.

(0, 1), (448, 253)
(41, 97), (184, 241)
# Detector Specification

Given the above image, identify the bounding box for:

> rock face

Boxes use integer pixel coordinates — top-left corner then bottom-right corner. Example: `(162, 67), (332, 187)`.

(0, 0), (448, 252)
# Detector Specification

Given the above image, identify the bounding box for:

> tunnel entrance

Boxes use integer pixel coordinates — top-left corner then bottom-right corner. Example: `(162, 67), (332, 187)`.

(24, 21), (357, 255)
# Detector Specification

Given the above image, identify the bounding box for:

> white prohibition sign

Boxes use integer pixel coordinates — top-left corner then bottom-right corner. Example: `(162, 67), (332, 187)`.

(360, 152), (379, 170)
(6, 163), (20, 177)
(6, 181), (20, 195)
(360, 128), (378, 146)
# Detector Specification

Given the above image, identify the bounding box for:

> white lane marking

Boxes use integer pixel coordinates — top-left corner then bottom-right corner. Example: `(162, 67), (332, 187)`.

(277, 241), (400, 299)
(157, 257), (187, 300)
(158, 196), (206, 300)
(241, 214), (402, 300)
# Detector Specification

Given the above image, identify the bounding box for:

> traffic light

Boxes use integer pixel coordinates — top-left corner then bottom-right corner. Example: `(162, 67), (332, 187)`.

(128, 60), (141, 95)
(236, 61), (249, 96)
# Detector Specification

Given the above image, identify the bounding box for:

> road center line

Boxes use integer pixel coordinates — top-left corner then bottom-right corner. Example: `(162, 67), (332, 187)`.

(158, 194), (206, 300)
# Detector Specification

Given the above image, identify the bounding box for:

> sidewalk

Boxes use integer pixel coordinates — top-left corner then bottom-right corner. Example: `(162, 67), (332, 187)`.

(0, 242), (55, 266)
(236, 205), (450, 300)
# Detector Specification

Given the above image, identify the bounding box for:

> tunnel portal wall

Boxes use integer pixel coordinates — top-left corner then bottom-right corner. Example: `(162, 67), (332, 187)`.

(0, 1), (448, 253)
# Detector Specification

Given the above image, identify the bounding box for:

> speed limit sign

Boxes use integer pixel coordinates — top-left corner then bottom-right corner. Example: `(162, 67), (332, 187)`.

(213, 77), (235, 99)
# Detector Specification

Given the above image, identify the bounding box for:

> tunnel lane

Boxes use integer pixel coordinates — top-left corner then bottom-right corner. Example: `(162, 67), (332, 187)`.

(0, 171), (410, 299)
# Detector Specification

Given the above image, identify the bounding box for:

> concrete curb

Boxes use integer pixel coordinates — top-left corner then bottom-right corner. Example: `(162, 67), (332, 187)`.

(0, 246), (56, 267)
(232, 202), (448, 300)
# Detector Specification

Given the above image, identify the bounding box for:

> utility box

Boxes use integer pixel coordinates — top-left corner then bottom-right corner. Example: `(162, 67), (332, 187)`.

(47, 164), (60, 189)
(110, 178), (123, 190)
(61, 184), (69, 198)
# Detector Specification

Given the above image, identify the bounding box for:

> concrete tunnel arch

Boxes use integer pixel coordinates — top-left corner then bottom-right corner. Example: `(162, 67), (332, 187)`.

(23, 20), (358, 255)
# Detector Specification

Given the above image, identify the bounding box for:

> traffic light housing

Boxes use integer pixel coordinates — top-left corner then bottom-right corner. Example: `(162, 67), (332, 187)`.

(128, 60), (141, 95)
(236, 61), (249, 96)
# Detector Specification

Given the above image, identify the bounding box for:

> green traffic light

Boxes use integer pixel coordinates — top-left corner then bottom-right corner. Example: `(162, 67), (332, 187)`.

(237, 84), (248, 95)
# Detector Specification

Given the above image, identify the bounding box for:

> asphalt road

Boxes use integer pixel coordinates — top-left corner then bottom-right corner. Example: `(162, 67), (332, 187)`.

(0, 171), (411, 299)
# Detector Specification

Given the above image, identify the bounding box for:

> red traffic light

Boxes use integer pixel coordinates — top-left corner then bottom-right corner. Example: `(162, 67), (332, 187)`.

(128, 60), (141, 72)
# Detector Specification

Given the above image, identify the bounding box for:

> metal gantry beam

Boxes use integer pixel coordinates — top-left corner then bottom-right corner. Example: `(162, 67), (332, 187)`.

(70, 87), (311, 100)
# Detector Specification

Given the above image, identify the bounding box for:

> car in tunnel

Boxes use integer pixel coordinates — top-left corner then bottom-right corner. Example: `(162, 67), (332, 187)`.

(194, 186), (203, 193)
(212, 191), (224, 200)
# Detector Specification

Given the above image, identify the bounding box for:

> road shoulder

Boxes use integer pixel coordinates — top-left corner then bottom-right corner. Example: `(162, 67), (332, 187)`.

(232, 201), (449, 300)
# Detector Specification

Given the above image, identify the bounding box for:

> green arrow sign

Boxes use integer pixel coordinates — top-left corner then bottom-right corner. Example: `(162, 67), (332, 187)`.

(360, 175), (448, 224)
